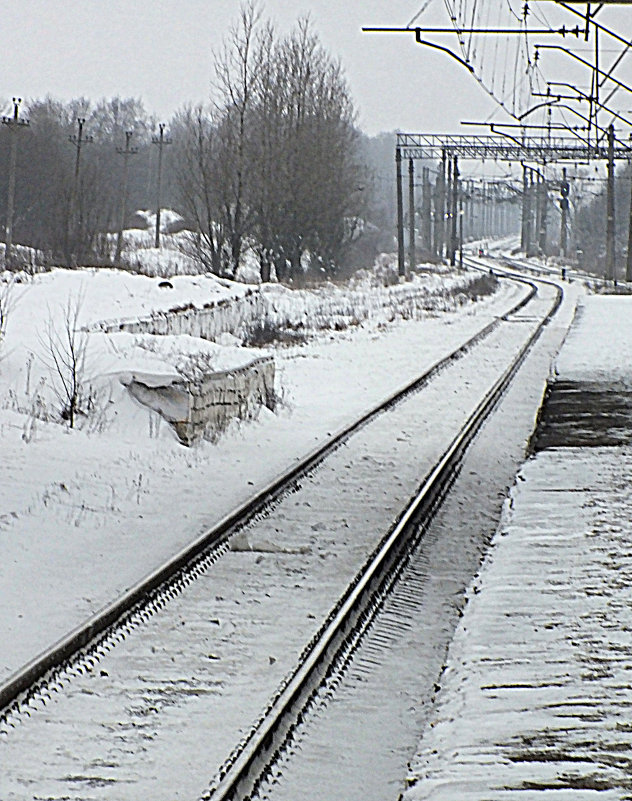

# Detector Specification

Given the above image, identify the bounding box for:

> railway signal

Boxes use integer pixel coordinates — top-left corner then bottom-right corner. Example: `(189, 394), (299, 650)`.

(560, 167), (570, 256)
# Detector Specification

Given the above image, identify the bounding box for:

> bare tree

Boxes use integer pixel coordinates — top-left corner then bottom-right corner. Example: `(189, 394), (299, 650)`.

(173, 105), (226, 274)
(211, 0), (262, 275)
(41, 292), (88, 428)
(254, 17), (362, 279)
(0, 278), (15, 356)
(172, 6), (364, 281)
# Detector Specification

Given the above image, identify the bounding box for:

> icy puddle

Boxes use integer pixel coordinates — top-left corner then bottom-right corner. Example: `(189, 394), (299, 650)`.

(401, 446), (632, 800)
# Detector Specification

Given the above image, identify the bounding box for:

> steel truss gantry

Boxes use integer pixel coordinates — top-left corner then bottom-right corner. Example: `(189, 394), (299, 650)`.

(397, 132), (632, 162)
(395, 130), (631, 279)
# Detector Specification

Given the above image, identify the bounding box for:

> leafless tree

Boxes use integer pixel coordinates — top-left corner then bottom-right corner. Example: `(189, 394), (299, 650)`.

(253, 17), (362, 279)
(212, 0), (262, 274)
(172, 105), (226, 274)
(0, 278), (15, 355)
(41, 292), (89, 428)
(172, 5), (364, 281)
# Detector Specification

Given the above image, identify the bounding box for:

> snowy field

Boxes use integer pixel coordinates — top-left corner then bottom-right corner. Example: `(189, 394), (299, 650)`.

(0, 252), (528, 684)
(402, 294), (632, 799)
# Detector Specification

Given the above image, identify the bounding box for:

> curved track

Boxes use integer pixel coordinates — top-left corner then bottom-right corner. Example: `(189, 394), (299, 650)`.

(0, 263), (564, 801)
(205, 269), (562, 801)
(0, 272), (535, 716)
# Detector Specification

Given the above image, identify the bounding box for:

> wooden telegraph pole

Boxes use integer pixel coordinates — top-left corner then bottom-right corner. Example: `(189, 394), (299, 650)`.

(152, 123), (172, 248)
(115, 130), (139, 264)
(2, 98), (29, 269)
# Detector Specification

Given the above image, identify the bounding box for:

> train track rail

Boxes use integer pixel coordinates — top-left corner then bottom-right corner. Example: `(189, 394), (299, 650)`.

(481, 251), (614, 290)
(0, 270), (535, 719)
(199, 267), (564, 800)
(0, 261), (563, 801)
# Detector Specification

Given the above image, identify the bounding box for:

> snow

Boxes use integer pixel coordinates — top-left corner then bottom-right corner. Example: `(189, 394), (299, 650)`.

(253, 284), (580, 801)
(402, 447), (632, 800)
(401, 293), (632, 800)
(0, 263), (563, 801)
(0, 258), (527, 686)
(555, 295), (632, 386)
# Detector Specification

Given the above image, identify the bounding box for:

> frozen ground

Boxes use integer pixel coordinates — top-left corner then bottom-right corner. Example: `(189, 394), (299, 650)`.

(0, 283), (562, 801)
(0, 255), (528, 685)
(402, 294), (632, 800)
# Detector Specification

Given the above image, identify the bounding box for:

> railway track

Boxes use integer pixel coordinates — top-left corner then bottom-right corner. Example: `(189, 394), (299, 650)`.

(204, 270), (563, 801)
(482, 250), (614, 290)
(0, 262), (563, 800)
(249, 260), (576, 801)
(0, 269), (534, 716)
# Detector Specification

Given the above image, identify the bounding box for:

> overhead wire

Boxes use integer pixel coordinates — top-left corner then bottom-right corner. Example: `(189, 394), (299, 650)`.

(406, 0), (435, 29)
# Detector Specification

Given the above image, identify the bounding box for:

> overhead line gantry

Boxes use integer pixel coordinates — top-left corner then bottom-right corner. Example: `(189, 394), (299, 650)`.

(395, 132), (632, 277)
(396, 132), (631, 162)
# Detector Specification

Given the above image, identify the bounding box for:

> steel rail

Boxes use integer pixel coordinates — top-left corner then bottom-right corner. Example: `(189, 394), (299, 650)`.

(204, 273), (563, 801)
(478, 252), (613, 289)
(0, 276), (537, 717)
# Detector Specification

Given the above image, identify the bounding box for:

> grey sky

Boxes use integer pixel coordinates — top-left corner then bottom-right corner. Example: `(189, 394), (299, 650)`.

(3, 2), (630, 137)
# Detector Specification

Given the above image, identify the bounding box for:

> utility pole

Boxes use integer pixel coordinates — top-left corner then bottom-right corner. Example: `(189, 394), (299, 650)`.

(531, 171), (538, 254)
(450, 155), (459, 265)
(422, 167), (432, 253)
(560, 167), (569, 257)
(459, 185), (464, 268)
(606, 123), (616, 282)
(115, 130), (138, 264)
(152, 123), (172, 248)
(395, 146), (405, 277)
(434, 152), (446, 259)
(67, 117), (93, 265)
(538, 171), (548, 255)
(627, 169), (632, 282)
(446, 156), (453, 261)
(2, 98), (29, 269)
(523, 168), (532, 254)
(467, 180), (474, 240)
(535, 172), (543, 253)
(626, 171), (632, 282)
(408, 158), (415, 271)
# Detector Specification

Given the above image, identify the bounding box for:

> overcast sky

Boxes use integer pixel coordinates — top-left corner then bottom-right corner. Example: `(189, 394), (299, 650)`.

(2, 2), (630, 137)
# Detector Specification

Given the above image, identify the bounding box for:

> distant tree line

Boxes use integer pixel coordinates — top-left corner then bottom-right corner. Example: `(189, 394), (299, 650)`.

(0, 96), (166, 267)
(0, 3), (397, 281)
(573, 163), (632, 277)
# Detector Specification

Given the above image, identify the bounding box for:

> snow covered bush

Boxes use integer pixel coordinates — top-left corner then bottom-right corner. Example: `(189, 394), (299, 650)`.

(0, 277), (17, 362)
(0, 283), (11, 346)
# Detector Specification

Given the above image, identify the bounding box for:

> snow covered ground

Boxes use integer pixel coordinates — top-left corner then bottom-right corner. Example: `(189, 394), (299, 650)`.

(0, 254), (528, 685)
(401, 294), (632, 799)
(0, 283), (560, 801)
